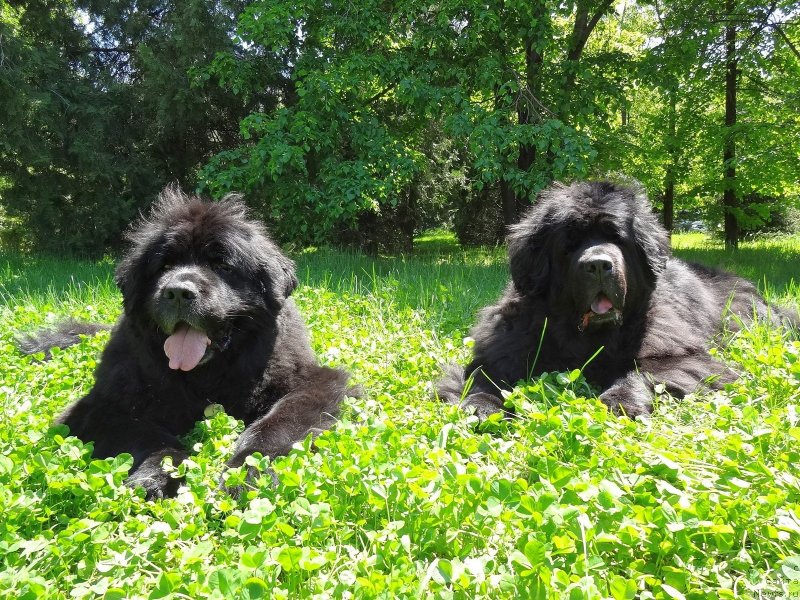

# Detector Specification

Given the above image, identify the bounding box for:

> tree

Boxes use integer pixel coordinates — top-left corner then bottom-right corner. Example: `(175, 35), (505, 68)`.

(3, 0), (797, 254)
(0, 1), (135, 253)
(0, 0), (250, 254)
(629, 0), (800, 242)
(201, 0), (636, 249)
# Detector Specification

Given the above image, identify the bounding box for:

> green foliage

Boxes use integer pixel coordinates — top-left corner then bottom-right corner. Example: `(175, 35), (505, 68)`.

(199, 0), (613, 247)
(0, 0), (250, 255)
(197, 0), (433, 246)
(1, 234), (799, 598)
(0, 2), (140, 254)
(3, 1), (798, 252)
(597, 1), (800, 234)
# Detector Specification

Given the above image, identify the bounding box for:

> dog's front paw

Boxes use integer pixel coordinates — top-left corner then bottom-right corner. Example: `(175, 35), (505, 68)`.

(461, 392), (512, 421)
(599, 386), (652, 419)
(126, 449), (187, 500)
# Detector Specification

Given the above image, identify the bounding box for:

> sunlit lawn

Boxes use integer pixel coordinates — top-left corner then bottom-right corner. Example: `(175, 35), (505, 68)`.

(0, 232), (798, 598)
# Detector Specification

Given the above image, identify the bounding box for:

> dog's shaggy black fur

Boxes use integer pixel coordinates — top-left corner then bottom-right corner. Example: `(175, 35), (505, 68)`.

(21, 187), (355, 498)
(438, 181), (797, 418)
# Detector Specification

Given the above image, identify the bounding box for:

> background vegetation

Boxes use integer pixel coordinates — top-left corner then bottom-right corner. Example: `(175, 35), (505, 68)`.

(1, 233), (799, 598)
(1, 1), (799, 254)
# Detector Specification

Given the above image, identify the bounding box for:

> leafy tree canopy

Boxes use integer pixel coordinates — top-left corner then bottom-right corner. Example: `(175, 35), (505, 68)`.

(1, 0), (798, 253)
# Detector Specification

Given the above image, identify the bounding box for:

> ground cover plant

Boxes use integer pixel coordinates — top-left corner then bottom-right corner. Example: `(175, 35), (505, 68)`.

(1, 233), (799, 599)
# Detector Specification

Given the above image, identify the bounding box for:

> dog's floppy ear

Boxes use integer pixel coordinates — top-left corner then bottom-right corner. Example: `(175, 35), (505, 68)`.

(259, 251), (298, 311)
(274, 253), (299, 299)
(507, 210), (552, 296)
(630, 194), (670, 282)
(114, 256), (132, 294)
(115, 188), (179, 303)
(114, 238), (153, 309)
(230, 204), (298, 310)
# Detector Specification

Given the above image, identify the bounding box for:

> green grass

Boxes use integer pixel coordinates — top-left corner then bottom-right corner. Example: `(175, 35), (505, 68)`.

(672, 233), (800, 304)
(1, 234), (799, 599)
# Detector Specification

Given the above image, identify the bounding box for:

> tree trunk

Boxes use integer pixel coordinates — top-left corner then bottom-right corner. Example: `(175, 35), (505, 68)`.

(560, 0), (614, 121)
(663, 181), (675, 233)
(723, 0), (739, 249)
(500, 179), (518, 226)
(507, 0), (612, 225)
(400, 178), (418, 253)
(508, 7), (547, 226)
(663, 87), (677, 233)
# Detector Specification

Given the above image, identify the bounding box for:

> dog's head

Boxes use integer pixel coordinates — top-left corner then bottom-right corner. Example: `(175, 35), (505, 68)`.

(115, 185), (297, 371)
(508, 181), (670, 332)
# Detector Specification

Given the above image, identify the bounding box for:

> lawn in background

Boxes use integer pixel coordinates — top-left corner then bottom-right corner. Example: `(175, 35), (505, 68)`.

(0, 233), (798, 599)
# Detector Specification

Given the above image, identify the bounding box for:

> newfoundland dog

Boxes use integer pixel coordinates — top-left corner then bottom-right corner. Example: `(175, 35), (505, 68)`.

(20, 187), (355, 498)
(438, 181), (797, 418)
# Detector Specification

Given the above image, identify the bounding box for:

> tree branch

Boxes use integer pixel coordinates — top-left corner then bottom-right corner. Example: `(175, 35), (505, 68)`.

(88, 46), (135, 54)
(771, 23), (800, 61)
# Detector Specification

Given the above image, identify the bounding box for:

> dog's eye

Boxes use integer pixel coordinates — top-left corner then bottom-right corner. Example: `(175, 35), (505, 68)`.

(600, 223), (621, 242)
(161, 264), (173, 272)
(215, 262), (234, 274)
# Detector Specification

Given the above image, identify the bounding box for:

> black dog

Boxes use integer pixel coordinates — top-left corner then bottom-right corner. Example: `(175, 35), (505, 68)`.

(438, 181), (797, 418)
(20, 187), (355, 498)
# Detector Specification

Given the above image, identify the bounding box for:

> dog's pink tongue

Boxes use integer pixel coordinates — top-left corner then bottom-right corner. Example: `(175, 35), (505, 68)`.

(591, 295), (614, 315)
(163, 324), (210, 371)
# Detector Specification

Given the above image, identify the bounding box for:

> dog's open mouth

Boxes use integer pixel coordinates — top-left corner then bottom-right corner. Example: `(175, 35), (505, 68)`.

(579, 294), (621, 331)
(163, 323), (212, 371)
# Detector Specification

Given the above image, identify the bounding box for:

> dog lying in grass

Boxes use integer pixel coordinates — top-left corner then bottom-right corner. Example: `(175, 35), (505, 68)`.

(438, 181), (797, 418)
(20, 187), (356, 498)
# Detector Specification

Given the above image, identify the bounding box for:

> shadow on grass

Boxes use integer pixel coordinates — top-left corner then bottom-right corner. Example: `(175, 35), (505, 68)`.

(3, 232), (796, 331)
(672, 241), (800, 297)
(293, 244), (508, 335)
(0, 252), (116, 305)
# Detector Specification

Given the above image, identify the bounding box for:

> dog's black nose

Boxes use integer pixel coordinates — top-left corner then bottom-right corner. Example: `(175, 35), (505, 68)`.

(580, 255), (614, 277)
(162, 282), (198, 303)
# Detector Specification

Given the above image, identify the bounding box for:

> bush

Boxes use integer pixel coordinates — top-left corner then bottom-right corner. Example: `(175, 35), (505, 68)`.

(453, 184), (506, 247)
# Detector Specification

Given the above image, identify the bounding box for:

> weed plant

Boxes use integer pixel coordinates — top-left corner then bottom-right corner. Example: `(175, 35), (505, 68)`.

(0, 233), (798, 598)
